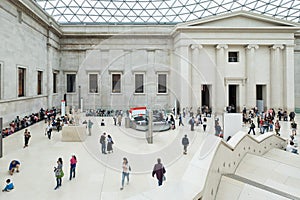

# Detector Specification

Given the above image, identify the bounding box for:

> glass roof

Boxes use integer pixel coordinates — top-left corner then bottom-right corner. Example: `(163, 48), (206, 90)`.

(33, 0), (300, 25)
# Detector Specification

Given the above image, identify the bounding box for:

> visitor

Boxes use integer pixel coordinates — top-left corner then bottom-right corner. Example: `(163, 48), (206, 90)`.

(286, 141), (298, 154)
(291, 120), (297, 136)
(215, 122), (222, 136)
(23, 129), (31, 148)
(152, 158), (166, 186)
(182, 135), (189, 155)
(203, 117), (207, 132)
(275, 120), (281, 136)
(9, 160), (20, 175)
(118, 115), (122, 126)
(107, 135), (114, 153)
(178, 113), (184, 126)
(248, 121), (256, 135)
(100, 132), (107, 154)
(189, 116), (195, 131)
(45, 122), (52, 140)
(69, 155), (77, 180)
(120, 157), (131, 190)
(113, 115), (117, 126)
(289, 111), (295, 121)
(100, 119), (105, 126)
(2, 179), (14, 192)
(54, 158), (64, 190)
(170, 115), (175, 129)
(88, 119), (93, 136)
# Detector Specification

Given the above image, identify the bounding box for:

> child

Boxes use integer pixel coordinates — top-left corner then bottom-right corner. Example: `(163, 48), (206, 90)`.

(2, 179), (14, 192)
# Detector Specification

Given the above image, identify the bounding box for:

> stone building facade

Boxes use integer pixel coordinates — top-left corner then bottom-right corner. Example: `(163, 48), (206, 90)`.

(0, 0), (300, 124)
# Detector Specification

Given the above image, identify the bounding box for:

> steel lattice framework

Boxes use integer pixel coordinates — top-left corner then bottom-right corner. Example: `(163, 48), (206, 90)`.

(33, 0), (300, 24)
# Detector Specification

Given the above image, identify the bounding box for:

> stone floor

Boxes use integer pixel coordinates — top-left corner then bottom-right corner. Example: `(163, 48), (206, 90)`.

(0, 114), (298, 200)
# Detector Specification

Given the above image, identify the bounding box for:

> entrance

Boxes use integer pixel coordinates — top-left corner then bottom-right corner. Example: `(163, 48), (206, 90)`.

(201, 85), (210, 108)
(256, 85), (266, 113)
(228, 85), (239, 113)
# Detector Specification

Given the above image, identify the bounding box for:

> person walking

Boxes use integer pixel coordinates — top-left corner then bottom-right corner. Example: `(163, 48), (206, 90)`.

(54, 158), (64, 190)
(291, 120), (297, 136)
(69, 155), (77, 180)
(120, 157), (131, 190)
(203, 117), (207, 132)
(23, 129), (31, 148)
(88, 119), (93, 136)
(100, 132), (107, 154)
(113, 115), (117, 126)
(181, 135), (189, 155)
(178, 113), (184, 126)
(275, 120), (281, 136)
(46, 122), (52, 140)
(107, 135), (114, 153)
(248, 121), (256, 135)
(152, 158), (166, 186)
(118, 115), (122, 126)
(2, 179), (14, 192)
(189, 116), (195, 131)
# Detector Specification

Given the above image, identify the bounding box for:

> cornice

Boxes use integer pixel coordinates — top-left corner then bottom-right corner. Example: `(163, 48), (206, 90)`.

(8, 0), (62, 36)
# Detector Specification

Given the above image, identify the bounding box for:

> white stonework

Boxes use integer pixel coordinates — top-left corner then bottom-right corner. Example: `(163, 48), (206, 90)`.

(0, 0), (300, 124)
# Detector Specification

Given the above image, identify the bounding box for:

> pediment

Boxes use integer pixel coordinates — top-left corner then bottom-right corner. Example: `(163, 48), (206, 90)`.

(179, 11), (299, 28)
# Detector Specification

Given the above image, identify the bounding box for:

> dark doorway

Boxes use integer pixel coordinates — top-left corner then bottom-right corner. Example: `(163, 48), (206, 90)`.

(256, 85), (266, 112)
(228, 85), (237, 113)
(201, 85), (210, 108)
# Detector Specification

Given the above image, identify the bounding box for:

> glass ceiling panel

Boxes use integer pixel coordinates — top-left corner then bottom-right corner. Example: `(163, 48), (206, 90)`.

(33, 0), (300, 24)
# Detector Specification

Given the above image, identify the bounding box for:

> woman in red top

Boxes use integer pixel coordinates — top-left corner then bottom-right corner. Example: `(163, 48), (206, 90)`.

(69, 155), (77, 180)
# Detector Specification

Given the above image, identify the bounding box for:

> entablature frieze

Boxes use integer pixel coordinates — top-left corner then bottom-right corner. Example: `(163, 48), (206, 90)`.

(224, 77), (247, 86)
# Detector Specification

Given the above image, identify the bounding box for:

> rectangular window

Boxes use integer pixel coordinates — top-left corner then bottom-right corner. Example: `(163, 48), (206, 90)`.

(66, 74), (76, 93)
(135, 73), (144, 93)
(53, 73), (57, 93)
(228, 52), (239, 62)
(112, 74), (121, 93)
(89, 74), (98, 93)
(158, 73), (167, 94)
(37, 71), (42, 95)
(18, 68), (26, 97)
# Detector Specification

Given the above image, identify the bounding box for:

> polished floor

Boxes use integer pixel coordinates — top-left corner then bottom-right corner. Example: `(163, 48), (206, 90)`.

(0, 114), (298, 200)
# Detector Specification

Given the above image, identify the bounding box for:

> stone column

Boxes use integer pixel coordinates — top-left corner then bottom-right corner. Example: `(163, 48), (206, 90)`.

(190, 44), (203, 108)
(270, 44), (284, 109)
(215, 44), (228, 114)
(246, 44), (259, 108)
(179, 46), (191, 110)
(46, 43), (53, 109)
(284, 45), (295, 111)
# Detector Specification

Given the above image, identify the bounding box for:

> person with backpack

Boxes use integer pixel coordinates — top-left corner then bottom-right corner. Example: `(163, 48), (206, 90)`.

(54, 158), (64, 190)
(152, 158), (166, 186)
(248, 120), (256, 135)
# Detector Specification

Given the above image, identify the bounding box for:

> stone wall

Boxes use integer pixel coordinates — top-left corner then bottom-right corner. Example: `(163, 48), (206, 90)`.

(0, 0), (60, 124)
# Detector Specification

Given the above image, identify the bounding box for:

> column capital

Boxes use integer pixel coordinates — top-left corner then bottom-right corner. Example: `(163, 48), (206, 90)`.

(190, 44), (203, 50)
(216, 44), (228, 50)
(271, 44), (284, 50)
(246, 44), (259, 50)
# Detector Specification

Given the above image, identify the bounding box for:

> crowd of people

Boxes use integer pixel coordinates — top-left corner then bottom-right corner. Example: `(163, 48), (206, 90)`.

(1, 104), (298, 194)
(1, 107), (58, 138)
